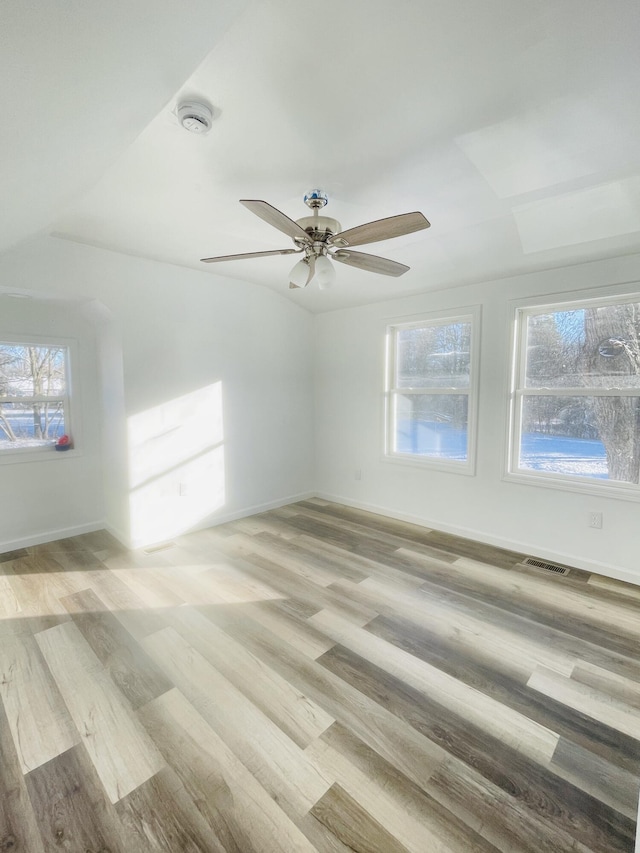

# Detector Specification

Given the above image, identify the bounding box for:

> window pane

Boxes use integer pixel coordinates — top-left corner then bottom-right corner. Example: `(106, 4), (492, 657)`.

(0, 401), (66, 448)
(393, 394), (468, 460)
(519, 395), (640, 483)
(0, 345), (67, 397)
(396, 322), (471, 388)
(525, 302), (640, 389)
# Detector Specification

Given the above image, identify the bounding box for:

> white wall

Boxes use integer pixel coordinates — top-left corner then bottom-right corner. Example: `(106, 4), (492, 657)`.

(314, 253), (640, 584)
(3, 234), (638, 577)
(0, 297), (104, 549)
(0, 235), (314, 549)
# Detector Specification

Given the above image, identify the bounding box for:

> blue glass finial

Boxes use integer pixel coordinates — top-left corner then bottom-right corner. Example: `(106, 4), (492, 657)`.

(304, 189), (328, 209)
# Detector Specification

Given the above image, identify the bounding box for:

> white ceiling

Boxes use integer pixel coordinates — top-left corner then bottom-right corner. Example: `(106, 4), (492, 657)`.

(3, 0), (640, 312)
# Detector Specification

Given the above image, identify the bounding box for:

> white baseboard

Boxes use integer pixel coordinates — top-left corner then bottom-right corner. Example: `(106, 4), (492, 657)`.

(314, 491), (640, 587)
(1, 492), (317, 554)
(6, 490), (637, 590)
(103, 522), (131, 550)
(204, 491), (317, 529)
(0, 520), (106, 554)
(126, 491), (317, 551)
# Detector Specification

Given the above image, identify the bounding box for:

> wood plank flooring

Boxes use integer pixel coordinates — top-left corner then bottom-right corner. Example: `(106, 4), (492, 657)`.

(1, 499), (639, 852)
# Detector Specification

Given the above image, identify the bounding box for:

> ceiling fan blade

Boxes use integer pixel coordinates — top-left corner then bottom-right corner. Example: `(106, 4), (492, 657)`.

(240, 200), (311, 242)
(330, 211), (430, 248)
(331, 249), (409, 277)
(200, 248), (301, 263)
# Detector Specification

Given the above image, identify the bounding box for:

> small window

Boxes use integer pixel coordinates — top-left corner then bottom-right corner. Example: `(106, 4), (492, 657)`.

(385, 309), (479, 472)
(508, 294), (640, 494)
(0, 342), (71, 453)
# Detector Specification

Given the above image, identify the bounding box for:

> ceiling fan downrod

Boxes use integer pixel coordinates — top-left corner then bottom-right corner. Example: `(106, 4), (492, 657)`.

(294, 189), (341, 245)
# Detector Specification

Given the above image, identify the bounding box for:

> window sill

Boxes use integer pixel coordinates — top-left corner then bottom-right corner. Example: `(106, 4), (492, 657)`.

(503, 469), (640, 502)
(382, 452), (476, 476)
(0, 446), (82, 466)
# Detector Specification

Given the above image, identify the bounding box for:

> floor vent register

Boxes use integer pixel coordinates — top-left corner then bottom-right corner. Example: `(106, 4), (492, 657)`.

(522, 557), (569, 575)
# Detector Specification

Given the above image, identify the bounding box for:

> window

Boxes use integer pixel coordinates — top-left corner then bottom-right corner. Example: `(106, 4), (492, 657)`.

(385, 309), (479, 472)
(508, 294), (640, 495)
(0, 341), (71, 453)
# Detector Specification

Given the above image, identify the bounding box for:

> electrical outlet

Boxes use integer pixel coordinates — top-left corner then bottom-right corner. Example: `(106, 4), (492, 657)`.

(588, 511), (603, 529)
(179, 482), (188, 497)
(354, 468), (362, 481)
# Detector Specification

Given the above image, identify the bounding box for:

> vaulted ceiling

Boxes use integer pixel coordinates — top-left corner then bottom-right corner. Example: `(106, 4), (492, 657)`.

(3, 0), (640, 311)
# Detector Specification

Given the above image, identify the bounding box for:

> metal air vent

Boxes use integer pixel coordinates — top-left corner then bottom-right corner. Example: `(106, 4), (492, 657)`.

(522, 557), (569, 575)
(143, 541), (176, 554)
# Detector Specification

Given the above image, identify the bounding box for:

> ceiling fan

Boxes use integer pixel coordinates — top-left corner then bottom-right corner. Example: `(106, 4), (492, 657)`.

(201, 190), (430, 289)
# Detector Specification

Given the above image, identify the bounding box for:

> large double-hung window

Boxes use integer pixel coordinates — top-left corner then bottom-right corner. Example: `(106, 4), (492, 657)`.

(385, 309), (479, 472)
(509, 293), (640, 495)
(0, 340), (71, 454)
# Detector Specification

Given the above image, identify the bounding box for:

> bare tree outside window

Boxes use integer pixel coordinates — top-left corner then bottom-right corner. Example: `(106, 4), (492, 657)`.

(386, 313), (478, 469)
(0, 343), (68, 450)
(514, 297), (640, 486)
(583, 303), (640, 483)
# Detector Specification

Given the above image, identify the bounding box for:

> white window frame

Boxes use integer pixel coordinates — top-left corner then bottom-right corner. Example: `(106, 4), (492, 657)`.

(0, 334), (79, 464)
(384, 306), (480, 475)
(506, 289), (640, 500)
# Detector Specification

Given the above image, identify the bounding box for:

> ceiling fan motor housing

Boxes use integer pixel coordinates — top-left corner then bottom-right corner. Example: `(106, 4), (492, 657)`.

(295, 215), (341, 242)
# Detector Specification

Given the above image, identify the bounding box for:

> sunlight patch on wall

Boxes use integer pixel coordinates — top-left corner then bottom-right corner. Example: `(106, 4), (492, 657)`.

(513, 177), (640, 254)
(127, 382), (225, 548)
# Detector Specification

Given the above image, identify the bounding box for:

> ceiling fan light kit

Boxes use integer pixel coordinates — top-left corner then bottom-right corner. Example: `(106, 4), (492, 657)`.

(289, 257), (312, 288)
(314, 253), (336, 289)
(201, 189), (430, 290)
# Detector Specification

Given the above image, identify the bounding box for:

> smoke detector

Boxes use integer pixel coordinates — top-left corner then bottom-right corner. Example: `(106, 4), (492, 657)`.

(177, 101), (214, 134)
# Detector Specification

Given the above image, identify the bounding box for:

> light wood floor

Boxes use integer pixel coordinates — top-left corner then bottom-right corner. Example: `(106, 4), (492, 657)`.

(1, 499), (639, 852)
